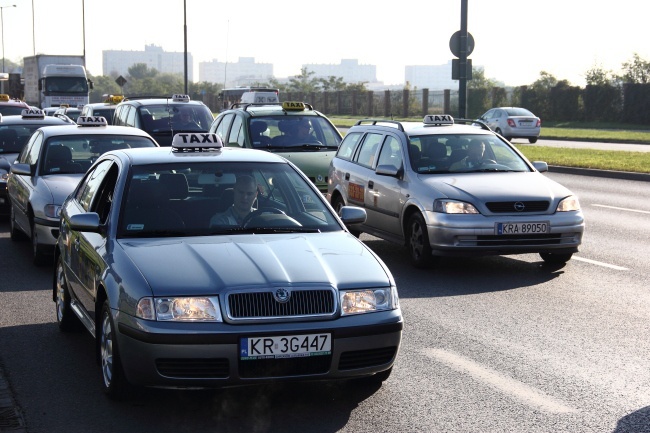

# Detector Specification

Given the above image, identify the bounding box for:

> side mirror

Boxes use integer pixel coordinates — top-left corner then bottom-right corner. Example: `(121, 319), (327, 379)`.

(68, 212), (101, 233)
(339, 206), (366, 225)
(532, 161), (548, 172)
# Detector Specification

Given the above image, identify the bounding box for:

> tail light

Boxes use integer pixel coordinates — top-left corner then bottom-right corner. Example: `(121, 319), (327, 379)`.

(507, 119), (516, 127)
(536, 119), (541, 127)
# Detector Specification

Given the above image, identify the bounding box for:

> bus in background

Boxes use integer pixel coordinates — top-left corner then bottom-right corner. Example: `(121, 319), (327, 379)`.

(218, 87), (279, 110)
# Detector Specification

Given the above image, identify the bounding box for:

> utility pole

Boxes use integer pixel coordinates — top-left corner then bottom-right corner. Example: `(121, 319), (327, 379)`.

(458, 0), (468, 118)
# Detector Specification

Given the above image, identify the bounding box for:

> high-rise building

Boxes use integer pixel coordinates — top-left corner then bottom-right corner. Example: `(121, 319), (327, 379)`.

(102, 44), (193, 79)
(405, 61), (459, 91)
(199, 57), (273, 87)
(302, 59), (377, 84)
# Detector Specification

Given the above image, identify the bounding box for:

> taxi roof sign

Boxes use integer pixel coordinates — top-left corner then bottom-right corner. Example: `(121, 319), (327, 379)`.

(172, 94), (191, 103)
(172, 133), (223, 151)
(77, 116), (108, 126)
(423, 114), (454, 126)
(0, 94), (10, 102)
(21, 109), (46, 118)
(104, 94), (124, 104)
(282, 101), (307, 111)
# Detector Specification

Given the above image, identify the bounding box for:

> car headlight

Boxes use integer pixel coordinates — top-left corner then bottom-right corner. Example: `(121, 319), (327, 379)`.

(556, 195), (580, 212)
(0, 171), (8, 182)
(433, 199), (479, 214)
(44, 204), (62, 219)
(136, 296), (223, 322)
(340, 287), (398, 316)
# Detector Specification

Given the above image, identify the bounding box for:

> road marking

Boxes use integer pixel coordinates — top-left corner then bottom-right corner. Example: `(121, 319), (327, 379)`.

(572, 256), (628, 270)
(593, 204), (650, 214)
(423, 348), (578, 414)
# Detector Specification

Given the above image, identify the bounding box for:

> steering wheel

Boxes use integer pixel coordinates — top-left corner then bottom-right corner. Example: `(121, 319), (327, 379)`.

(481, 159), (498, 165)
(242, 207), (286, 227)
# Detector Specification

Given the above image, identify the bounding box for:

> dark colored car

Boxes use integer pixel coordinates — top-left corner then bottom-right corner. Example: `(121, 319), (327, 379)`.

(113, 94), (214, 146)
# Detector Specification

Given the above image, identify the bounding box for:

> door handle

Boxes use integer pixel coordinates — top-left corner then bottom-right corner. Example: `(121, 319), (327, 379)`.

(368, 180), (374, 189)
(344, 173), (350, 180)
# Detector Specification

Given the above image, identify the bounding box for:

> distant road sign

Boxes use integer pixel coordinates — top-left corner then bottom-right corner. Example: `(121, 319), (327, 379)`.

(449, 31), (475, 58)
(115, 75), (127, 87)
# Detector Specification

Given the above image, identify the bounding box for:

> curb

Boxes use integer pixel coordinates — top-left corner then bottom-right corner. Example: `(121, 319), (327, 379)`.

(0, 361), (25, 433)
(549, 165), (650, 182)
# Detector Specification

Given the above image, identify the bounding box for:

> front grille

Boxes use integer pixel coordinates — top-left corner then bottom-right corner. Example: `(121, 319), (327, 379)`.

(338, 347), (397, 370)
(239, 355), (331, 378)
(156, 358), (230, 378)
(485, 201), (549, 213)
(475, 233), (562, 246)
(227, 288), (336, 320)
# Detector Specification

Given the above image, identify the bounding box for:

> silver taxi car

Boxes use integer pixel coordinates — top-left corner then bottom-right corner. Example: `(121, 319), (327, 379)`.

(54, 133), (402, 399)
(327, 115), (584, 268)
(7, 115), (159, 265)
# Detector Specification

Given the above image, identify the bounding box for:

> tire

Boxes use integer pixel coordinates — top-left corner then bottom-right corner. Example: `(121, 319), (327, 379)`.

(99, 301), (129, 400)
(332, 195), (361, 238)
(539, 252), (573, 264)
(406, 212), (438, 268)
(9, 204), (25, 241)
(31, 220), (48, 267)
(528, 137), (538, 144)
(55, 255), (82, 331)
(495, 128), (503, 136)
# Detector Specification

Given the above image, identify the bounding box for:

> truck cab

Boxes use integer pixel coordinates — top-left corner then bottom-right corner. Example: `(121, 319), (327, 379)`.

(38, 64), (93, 108)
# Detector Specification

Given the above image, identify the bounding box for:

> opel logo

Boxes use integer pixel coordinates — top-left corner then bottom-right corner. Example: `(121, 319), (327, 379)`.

(513, 202), (526, 212)
(274, 288), (291, 303)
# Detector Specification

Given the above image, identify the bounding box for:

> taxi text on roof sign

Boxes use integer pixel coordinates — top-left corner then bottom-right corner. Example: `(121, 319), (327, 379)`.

(22, 109), (46, 118)
(77, 116), (108, 126)
(282, 101), (307, 111)
(423, 114), (454, 125)
(172, 133), (223, 151)
(172, 94), (191, 102)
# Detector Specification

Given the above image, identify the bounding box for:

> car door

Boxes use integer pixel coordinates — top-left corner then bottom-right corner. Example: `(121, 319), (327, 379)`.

(8, 131), (43, 233)
(363, 134), (405, 237)
(67, 159), (117, 318)
(343, 132), (382, 212)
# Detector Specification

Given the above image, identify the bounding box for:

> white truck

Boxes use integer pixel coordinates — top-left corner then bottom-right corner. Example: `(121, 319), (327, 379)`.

(23, 55), (93, 109)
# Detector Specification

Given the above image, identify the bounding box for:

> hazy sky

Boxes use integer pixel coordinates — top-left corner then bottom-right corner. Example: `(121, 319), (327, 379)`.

(3, 0), (648, 87)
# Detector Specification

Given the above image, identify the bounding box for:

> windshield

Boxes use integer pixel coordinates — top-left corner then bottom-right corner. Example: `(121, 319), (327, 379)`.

(44, 77), (89, 94)
(41, 135), (157, 175)
(247, 116), (341, 150)
(409, 134), (532, 174)
(119, 161), (341, 238)
(0, 125), (45, 153)
(139, 104), (214, 134)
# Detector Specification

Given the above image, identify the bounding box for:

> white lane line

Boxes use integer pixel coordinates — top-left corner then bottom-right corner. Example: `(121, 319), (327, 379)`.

(423, 348), (578, 414)
(572, 256), (629, 271)
(593, 204), (650, 214)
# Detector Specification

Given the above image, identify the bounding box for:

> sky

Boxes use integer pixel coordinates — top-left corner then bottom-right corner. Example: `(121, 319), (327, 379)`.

(2, 0), (649, 88)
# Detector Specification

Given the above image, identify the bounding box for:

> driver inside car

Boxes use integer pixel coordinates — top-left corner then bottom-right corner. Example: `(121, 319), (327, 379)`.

(449, 138), (487, 170)
(209, 175), (258, 226)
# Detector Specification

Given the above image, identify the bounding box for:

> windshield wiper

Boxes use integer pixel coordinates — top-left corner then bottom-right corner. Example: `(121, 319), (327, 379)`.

(211, 227), (321, 234)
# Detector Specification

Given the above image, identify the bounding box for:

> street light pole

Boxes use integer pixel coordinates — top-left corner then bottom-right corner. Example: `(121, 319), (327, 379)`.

(0, 4), (16, 73)
(183, 0), (188, 94)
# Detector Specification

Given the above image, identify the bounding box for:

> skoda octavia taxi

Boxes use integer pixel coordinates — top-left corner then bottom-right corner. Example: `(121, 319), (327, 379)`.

(55, 133), (402, 399)
(327, 115), (584, 268)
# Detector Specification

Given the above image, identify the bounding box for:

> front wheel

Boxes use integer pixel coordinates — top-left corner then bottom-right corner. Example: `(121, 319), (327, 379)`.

(100, 301), (129, 400)
(31, 220), (48, 266)
(540, 252), (573, 264)
(55, 256), (82, 331)
(407, 213), (438, 268)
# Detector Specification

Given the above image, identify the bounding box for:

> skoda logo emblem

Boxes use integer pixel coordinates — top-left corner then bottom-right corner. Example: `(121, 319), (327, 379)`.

(274, 288), (291, 303)
(513, 202), (526, 212)
(317, 174), (324, 183)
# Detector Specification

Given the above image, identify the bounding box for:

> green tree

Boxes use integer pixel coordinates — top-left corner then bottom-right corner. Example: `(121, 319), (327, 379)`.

(88, 74), (123, 103)
(467, 66), (498, 90)
(127, 63), (158, 80)
(620, 53), (650, 84)
(319, 76), (346, 91)
(287, 68), (320, 93)
(584, 63), (615, 86)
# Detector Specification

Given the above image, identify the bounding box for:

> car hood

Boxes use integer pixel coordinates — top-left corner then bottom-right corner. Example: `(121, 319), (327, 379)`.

(420, 172), (573, 202)
(39, 174), (84, 204)
(117, 232), (391, 296)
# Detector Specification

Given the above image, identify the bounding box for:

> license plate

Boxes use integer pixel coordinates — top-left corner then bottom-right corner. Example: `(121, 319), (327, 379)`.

(496, 221), (549, 235)
(240, 333), (331, 360)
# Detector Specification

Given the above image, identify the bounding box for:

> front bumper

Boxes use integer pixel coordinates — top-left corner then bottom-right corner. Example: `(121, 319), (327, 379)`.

(115, 308), (403, 388)
(426, 210), (584, 256)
